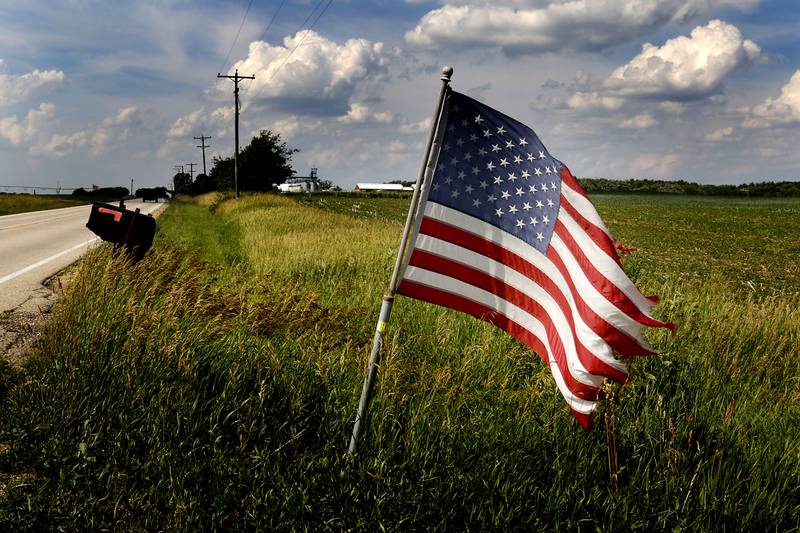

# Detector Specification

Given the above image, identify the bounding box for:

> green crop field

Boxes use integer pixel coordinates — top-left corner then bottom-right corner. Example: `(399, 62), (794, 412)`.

(1, 191), (798, 530)
(0, 194), (88, 216)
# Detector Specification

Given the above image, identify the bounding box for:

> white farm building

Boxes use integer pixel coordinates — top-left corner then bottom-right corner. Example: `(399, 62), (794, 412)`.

(277, 178), (320, 193)
(277, 168), (323, 192)
(354, 183), (414, 192)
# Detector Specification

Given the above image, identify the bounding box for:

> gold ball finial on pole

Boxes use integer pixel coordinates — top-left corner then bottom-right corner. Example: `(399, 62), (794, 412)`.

(441, 65), (454, 81)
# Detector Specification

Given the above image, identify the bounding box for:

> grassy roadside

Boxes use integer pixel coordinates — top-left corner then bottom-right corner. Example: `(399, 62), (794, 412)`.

(1, 192), (798, 530)
(0, 194), (87, 216)
(0, 193), (140, 216)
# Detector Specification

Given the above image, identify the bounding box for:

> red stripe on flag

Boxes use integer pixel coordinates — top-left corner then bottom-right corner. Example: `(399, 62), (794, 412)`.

(560, 166), (589, 200)
(554, 220), (672, 331)
(396, 278), (601, 401)
(559, 194), (622, 267)
(570, 407), (593, 429)
(544, 247), (654, 356)
(408, 248), (629, 384)
(418, 216), (653, 356)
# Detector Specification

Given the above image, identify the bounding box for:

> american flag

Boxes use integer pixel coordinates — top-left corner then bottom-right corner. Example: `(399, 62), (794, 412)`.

(397, 91), (673, 427)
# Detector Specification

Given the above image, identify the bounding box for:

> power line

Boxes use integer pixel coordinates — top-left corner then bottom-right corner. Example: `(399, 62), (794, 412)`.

(257, 0), (287, 44)
(244, 0), (335, 102)
(270, 0), (334, 81)
(240, 0), (324, 95)
(228, 0), (290, 95)
(233, 0), (288, 94)
(218, 0), (256, 75)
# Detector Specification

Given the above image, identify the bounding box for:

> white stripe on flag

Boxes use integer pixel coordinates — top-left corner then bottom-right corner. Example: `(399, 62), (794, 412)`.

(561, 181), (613, 237)
(412, 232), (627, 377)
(403, 264), (597, 414)
(558, 208), (656, 314)
(549, 235), (649, 344)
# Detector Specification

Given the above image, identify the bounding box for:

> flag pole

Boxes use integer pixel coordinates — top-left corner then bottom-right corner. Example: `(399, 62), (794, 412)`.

(348, 66), (453, 455)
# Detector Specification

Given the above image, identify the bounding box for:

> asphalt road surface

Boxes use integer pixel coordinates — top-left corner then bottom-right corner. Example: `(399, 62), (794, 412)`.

(0, 199), (164, 314)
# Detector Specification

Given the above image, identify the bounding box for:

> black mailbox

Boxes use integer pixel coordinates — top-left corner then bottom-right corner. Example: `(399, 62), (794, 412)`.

(86, 202), (156, 261)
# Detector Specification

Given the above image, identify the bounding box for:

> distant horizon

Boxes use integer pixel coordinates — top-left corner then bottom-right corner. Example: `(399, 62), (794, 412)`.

(1, 1), (798, 190)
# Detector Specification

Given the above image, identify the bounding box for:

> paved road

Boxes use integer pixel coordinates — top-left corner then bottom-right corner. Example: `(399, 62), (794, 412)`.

(0, 199), (164, 313)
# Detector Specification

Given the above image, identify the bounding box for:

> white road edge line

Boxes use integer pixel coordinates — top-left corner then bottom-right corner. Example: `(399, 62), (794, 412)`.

(0, 237), (100, 286)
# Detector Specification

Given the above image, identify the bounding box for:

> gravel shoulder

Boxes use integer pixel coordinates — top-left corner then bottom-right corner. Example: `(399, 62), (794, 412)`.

(1, 201), (168, 368)
(0, 269), (72, 368)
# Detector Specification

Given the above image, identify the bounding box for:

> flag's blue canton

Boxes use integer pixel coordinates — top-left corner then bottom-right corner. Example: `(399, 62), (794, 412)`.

(427, 91), (563, 254)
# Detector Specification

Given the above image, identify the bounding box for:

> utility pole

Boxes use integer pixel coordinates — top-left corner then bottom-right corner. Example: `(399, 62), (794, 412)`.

(217, 69), (254, 198)
(194, 134), (211, 176)
(185, 162), (196, 180)
(130, 178), (134, 197)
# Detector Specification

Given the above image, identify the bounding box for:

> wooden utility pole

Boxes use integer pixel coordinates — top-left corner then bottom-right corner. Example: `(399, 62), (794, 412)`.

(217, 69), (255, 198)
(194, 135), (211, 176)
(185, 162), (196, 180)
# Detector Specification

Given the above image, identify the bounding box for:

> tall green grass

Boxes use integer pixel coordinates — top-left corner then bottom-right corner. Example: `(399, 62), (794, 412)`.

(1, 192), (798, 530)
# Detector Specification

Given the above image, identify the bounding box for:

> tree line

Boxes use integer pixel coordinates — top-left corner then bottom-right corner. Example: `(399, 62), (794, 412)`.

(577, 177), (800, 197)
(72, 187), (129, 198)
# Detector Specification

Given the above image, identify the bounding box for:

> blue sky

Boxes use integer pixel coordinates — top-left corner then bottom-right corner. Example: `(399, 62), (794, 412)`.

(1, 0), (798, 191)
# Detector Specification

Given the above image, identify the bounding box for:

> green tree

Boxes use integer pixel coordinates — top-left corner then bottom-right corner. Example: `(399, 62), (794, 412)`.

(209, 130), (298, 192)
(192, 173), (215, 195)
(173, 172), (192, 194)
(209, 157), (234, 191)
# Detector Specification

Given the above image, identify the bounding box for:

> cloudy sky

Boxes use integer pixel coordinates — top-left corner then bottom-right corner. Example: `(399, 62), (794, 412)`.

(1, 0), (799, 191)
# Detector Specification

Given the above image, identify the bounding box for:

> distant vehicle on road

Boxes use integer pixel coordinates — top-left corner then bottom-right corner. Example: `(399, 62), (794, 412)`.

(136, 187), (171, 202)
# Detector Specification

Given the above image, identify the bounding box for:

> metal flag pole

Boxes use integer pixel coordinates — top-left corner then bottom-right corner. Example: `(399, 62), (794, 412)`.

(348, 66), (453, 455)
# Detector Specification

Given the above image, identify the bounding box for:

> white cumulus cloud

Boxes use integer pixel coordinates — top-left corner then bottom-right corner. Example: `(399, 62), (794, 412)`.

(103, 106), (141, 128)
(567, 92), (624, 111)
(631, 153), (682, 175)
(166, 106), (232, 141)
(339, 103), (395, 124)
(569, 20), (760, 117)
(0, 59), (65, 107)
(32, 106), (146, 157)
(620, 113), (658, 128)
(167, 108), (206, 139)
(742, 70), (800, 128)
(0, 102), (56, 145)
(217, 31), (395, 117)
(404, 1), (762, 54)
(704, 126), (736, 141)
(602, 19), (761, 100)
(160, 105), (237, 159)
